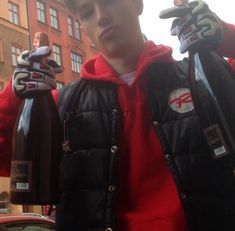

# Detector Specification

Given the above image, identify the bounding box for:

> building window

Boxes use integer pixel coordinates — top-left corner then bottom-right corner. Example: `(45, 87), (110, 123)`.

(68, 16), (73, 36)
(11, 45), (21, 66)
(0, 82), (4, 91)
(8, 1), (19, 25)
(0, 39), (3, 62)
(75, 21), (81, 40)
(0, 192), (10, 214)
(50, 7), (59, 30)
(56, 81), (64, 89)
(71, 52), (82, 73)
(53, 44), (62, 66)
(36, 1), (46, 23)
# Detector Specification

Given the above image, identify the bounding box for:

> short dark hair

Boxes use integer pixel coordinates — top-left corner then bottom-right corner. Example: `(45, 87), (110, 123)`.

(64, 0), (78, 13)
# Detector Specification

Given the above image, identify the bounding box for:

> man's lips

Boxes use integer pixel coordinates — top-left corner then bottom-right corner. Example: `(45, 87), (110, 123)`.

(99, 27), (116, 40)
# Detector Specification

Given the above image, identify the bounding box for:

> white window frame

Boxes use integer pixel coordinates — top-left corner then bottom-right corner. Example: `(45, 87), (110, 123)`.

(0, 192), (10, 214)
(0, 82), (4, 91)
(50, 7), (59, 30)
(53, 44), (62, 66)
(8, 1), (19, 25)
(36, 0), (46, 23)
(68, 16), (73, 36)
(71, 52), (82, 74)
(56, 81), (64, 89)
(0, 38), (3, 62)
(11, 45), (21, 67)
(75, 20), (81, 40)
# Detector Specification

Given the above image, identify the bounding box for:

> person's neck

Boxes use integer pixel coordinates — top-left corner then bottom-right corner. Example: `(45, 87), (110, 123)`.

(104, 39), (145, 75)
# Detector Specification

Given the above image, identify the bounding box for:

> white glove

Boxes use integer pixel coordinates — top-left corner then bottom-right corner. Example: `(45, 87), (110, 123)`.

(159, 0), (223, 53)
(13, 46), (62, 98)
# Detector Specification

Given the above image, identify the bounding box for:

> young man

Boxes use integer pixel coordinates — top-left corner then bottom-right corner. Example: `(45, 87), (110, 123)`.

(1, 0), (235, 230)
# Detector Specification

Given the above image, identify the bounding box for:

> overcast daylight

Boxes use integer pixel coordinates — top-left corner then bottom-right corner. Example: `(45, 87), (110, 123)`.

(140, 0), (235, 59)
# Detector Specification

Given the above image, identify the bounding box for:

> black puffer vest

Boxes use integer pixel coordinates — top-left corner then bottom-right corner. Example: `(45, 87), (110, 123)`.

(56, 61), (235, 231)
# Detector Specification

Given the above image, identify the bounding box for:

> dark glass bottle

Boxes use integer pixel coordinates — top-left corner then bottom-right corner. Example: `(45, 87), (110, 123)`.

(10, 90), (62, 205)
(188, 48), (235, 158)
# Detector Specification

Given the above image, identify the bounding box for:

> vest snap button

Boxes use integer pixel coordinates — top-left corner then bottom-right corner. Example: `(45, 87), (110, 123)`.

(111, 146), (118, 153)
(105, 228), (113, 231)
(165, 154), (171, 160)
(181, 193), (186, 199)
(112, 109), (118, 115)
(232, 168), (235, 175)
(153, 121), (159, 127)
(108, 185), (115, 192)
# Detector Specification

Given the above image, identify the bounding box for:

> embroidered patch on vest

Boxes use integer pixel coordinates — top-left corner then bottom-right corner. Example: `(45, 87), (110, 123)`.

(168, 88), (194, 113)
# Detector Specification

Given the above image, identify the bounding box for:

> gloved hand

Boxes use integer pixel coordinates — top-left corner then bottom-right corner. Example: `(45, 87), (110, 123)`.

(159, 0), (223, 53)
(13, 46), (62, 98)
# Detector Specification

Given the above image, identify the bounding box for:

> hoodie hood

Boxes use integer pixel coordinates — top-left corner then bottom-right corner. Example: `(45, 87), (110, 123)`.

(81, 41), (174, 85)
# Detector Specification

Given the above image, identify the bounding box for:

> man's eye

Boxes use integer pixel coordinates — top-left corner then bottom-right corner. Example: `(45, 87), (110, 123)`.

(79, 9), (94, 20)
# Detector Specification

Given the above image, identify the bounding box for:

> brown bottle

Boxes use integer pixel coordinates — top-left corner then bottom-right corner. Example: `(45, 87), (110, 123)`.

(10, 93), (62, 204)
(10, 32), (62, 205)
(165, 0), (235, 158)
(188, 48), (235, 158)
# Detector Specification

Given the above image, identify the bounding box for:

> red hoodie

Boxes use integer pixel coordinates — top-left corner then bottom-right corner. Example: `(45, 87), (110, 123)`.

(81, 41), (187, 231)
(0, 81), (22, 176)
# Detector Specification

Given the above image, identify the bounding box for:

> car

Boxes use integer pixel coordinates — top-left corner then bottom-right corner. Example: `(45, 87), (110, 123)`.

(0, 214), (55, 231)
(22, 213), (47, 218)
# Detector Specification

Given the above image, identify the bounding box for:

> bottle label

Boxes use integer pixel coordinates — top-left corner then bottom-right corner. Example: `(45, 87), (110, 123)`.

(10, 161), (32, 192)
(203, 124), (229, 158)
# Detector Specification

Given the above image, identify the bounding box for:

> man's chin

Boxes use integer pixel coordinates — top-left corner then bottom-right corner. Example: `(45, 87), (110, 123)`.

(101, 43), (128, 59)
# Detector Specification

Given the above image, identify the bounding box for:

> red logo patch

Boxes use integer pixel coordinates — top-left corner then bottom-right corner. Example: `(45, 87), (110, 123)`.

(168, 88), (194, 113)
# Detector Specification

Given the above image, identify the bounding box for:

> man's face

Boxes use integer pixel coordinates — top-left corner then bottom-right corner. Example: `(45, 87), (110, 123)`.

(75, 0), (143, 58)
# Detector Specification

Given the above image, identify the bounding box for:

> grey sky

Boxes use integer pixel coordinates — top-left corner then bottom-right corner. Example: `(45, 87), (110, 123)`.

(140, 0), (235, 59)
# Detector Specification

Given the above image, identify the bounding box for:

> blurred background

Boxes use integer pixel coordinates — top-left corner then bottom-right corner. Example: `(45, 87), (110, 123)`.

(140, 0), (235, 59)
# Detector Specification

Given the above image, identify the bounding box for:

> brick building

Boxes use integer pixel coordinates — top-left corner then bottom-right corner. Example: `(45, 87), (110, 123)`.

(0, 0), (97, 216)
(0, 0), (97, 89)
(27, 0), (97, 86)
(0, 0), (29, 89)
(0, 0), (30, 214)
